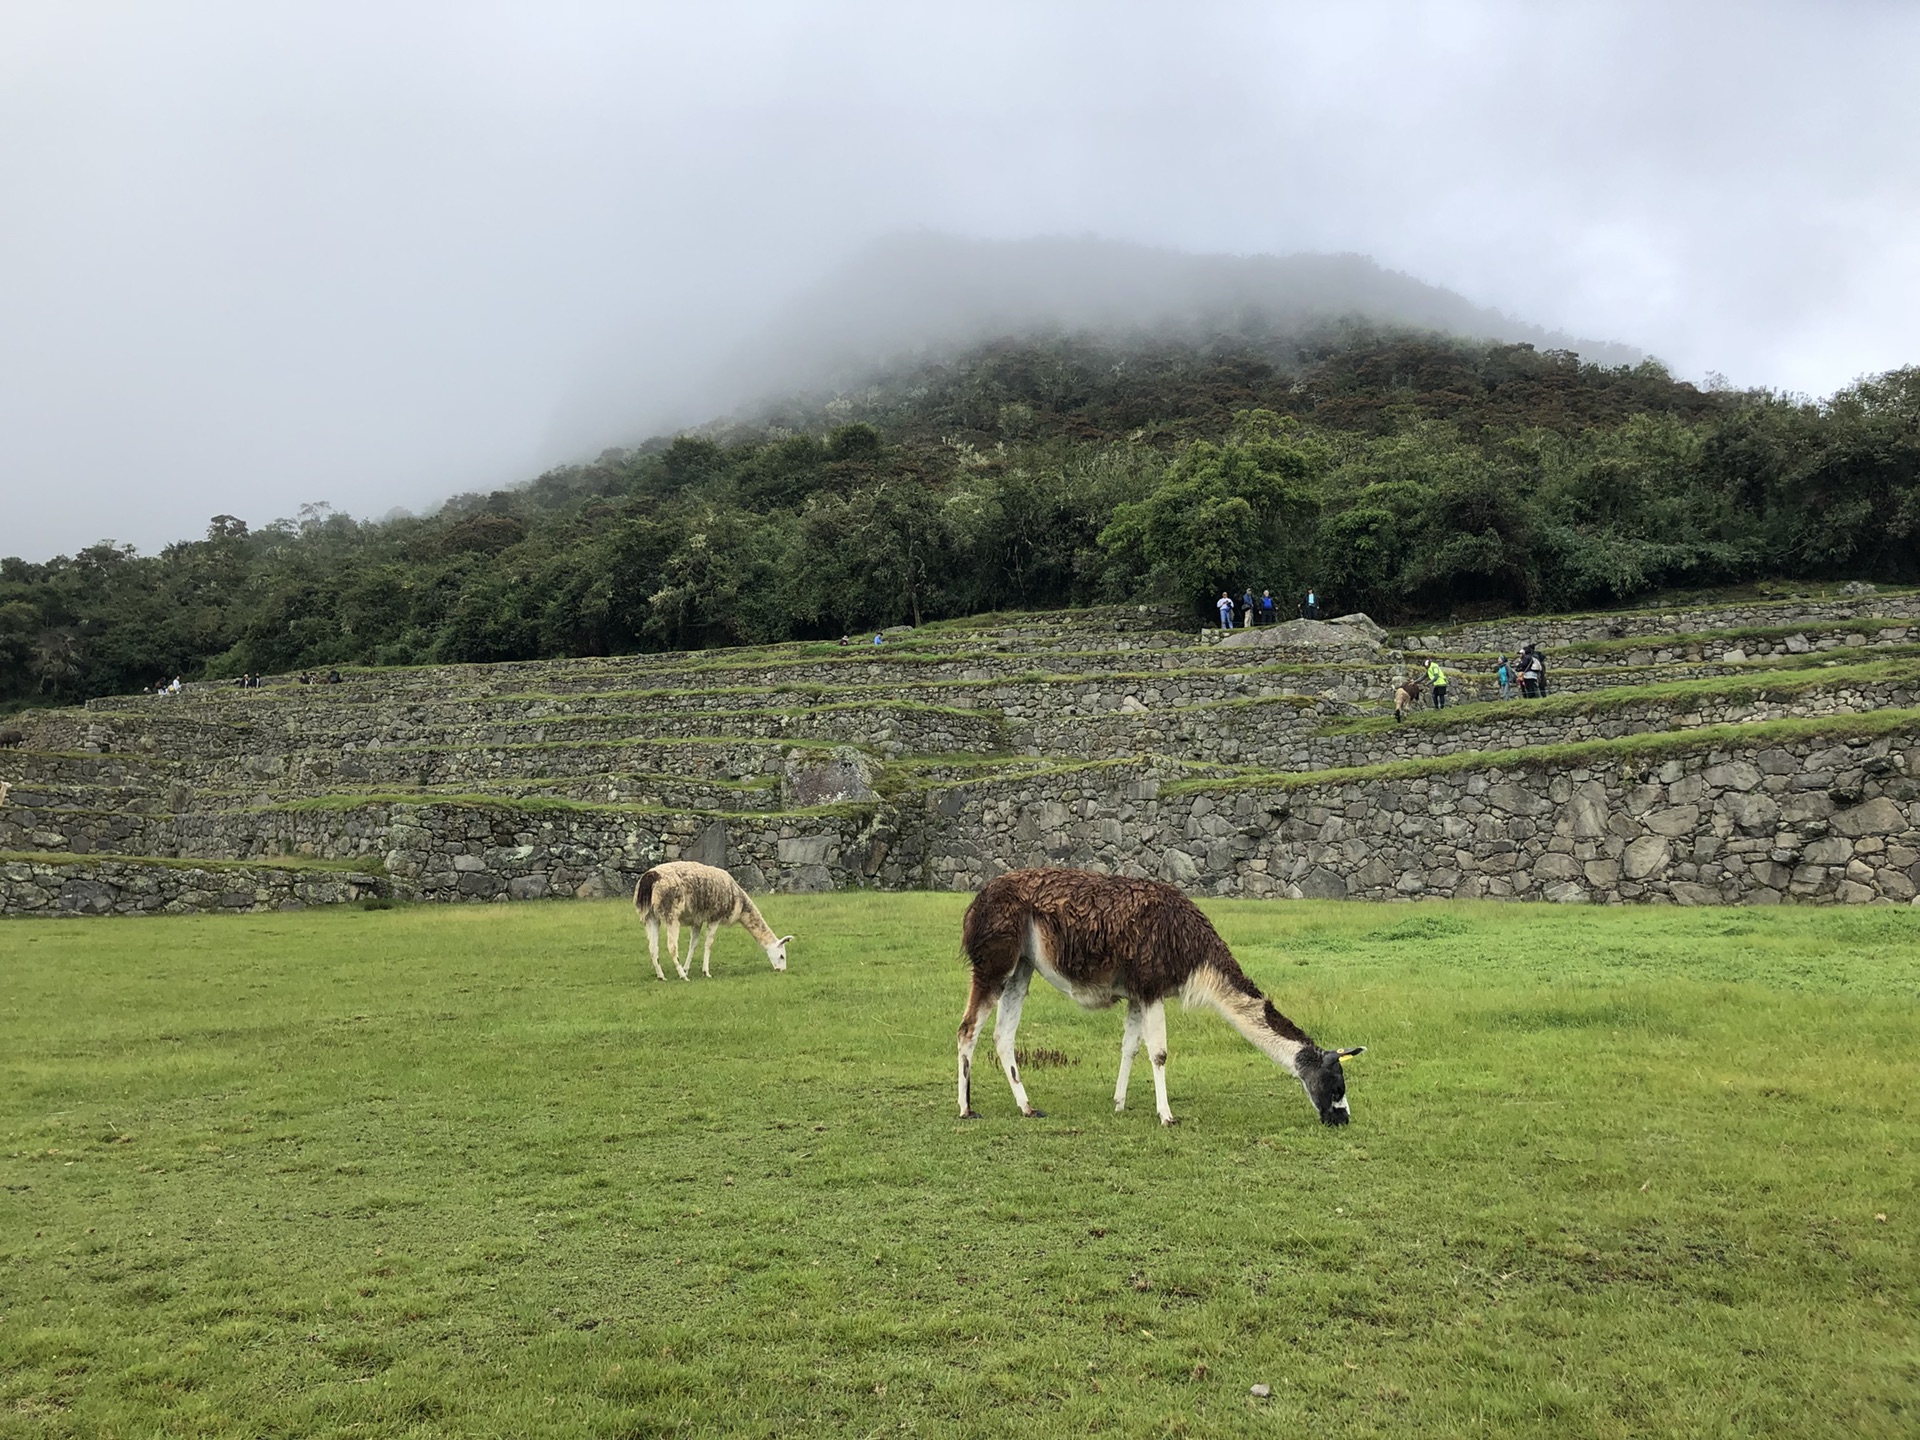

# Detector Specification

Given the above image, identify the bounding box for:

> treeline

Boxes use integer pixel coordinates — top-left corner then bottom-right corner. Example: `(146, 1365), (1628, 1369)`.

(3, 330), (1917, 709)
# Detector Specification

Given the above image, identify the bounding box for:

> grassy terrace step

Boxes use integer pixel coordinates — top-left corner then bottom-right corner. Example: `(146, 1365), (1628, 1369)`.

(1388, 584), (1920, 644)
(1321, 659), (1920, 736)
(1, 771), (785, 814)
(1162, 709), (1920, 797)
(1424, 625), (1920, 666)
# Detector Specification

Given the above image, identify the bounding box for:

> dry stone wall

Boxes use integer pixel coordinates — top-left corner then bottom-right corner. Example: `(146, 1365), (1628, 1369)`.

(918, 730), (1920, 906)
(0, 857), (383, 916)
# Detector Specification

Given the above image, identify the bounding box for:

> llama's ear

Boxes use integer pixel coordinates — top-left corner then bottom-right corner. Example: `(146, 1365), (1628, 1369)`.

(778, 935), (796, 945)
(1335, 1047), (1366, 1062)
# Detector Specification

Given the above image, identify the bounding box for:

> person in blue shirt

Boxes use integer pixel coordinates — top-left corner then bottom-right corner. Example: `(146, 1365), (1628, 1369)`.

(1497, 655), (1513, 699)
(1305, 588), (1320, 619)
(1261, 589), (1276, 623)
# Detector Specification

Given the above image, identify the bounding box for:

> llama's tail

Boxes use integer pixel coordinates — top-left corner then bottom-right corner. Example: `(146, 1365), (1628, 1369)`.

(633, 867), (660, 917)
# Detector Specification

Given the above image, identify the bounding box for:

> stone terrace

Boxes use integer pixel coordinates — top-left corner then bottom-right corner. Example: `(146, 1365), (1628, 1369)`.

(6, 593), (1920, 915)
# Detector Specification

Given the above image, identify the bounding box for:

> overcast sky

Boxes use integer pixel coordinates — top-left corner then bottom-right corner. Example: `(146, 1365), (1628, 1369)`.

(4, 1), (1917, 562)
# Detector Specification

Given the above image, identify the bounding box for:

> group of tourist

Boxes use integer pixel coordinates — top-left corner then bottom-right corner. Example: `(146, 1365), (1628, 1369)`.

(1497, 645), (1549, 699)
(1215, 587), (1321, 629)
(1394, 644), (1548, 721)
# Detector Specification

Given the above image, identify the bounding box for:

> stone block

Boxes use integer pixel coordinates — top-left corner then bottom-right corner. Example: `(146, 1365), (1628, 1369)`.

(1702, 761), (1763, 791)
(1643, 805), (1700, 837)
(776, 836), (833, 865)
(1803, 837), (1854, 865)
(1296, 868), (1348, 900)
(1621, 835), (1671, 881)
(1668, 881), (1719, 907)
(1584, 858), (1620, 888)
(1543, 880), (1588, 904)
(1839, 880), (1877, 904)
(1830, 797), (1908, 838)
(1722, 792), (1780, 831)
(1532, 853), (1582, 882)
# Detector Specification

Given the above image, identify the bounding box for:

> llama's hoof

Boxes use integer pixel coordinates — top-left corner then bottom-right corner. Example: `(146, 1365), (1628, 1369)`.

(960, 1109), (982, 1121)
(1023, 1108), (1047, 1119)
(1159, 1115), (1180, 1127)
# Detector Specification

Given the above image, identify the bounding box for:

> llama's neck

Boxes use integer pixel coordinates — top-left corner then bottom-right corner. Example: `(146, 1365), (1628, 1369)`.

(1181, 962), (1314, 1076)
(737, 896), (778, 948)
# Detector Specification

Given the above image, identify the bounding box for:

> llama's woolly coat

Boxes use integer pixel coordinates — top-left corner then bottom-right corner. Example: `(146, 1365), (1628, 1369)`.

(633, 861), (775, 941)
(961, 869), (1314, 1045)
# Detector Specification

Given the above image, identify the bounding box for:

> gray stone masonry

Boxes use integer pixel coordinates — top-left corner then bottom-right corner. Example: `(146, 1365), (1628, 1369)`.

(1, 857), (384, 916)
(919, 730), (1920, 907)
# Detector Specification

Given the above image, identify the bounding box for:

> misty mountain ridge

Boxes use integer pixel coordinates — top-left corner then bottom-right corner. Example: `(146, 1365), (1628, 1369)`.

(555, 234), (1646, 450)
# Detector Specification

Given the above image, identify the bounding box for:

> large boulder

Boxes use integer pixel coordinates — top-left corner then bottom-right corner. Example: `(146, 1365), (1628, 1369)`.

(781, 746), (879, 807)
(1220, 616), (1383, 653)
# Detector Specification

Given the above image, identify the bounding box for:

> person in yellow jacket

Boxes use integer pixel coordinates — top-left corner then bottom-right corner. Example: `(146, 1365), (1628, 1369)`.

(1425, 657), (1449, 709)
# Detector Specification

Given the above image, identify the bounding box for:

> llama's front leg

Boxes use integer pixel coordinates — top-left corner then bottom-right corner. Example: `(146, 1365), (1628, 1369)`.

(700, 922), (717, 978)
(1142, 999), (1175, 1125)
(956, 976), (995, 1119)
(1113, 999), (1145, 1112)
(666, 918), (690, 981)
(645, 916), (667, 982)
(993, 963), (1043, 1118)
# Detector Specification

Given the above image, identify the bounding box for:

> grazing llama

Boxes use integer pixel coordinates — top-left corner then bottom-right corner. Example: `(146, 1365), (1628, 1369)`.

(632, 861), (793, 981)
(958, 868), (1364, 1125)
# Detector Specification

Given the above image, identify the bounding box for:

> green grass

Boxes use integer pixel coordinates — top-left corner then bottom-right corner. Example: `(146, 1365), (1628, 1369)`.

(3, 899), (1916, 1437)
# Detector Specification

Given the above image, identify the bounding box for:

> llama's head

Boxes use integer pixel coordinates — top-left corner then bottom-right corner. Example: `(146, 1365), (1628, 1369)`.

(765, 935), (795, 972)
(1297, 1046), (1366, 1125)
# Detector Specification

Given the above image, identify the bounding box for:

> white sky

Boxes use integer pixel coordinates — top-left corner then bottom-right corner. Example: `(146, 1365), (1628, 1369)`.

(3, 1), (1917, 561)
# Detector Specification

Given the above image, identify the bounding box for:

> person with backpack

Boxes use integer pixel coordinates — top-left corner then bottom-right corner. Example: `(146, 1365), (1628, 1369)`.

(1520, 646), (1543, 698)
(1242, 588), (1256, 627)
(1496, 655), (1513, 700)
(1216, 592), (1235, 629)
(1426, 656), (1449, 709)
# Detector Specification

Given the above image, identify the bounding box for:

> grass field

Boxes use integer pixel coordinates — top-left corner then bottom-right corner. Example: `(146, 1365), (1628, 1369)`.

(2, 897), (1917, 1438)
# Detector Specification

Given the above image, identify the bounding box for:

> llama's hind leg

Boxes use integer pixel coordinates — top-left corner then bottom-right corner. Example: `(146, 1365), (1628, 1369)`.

(1142, 999), (1175, 1126)
(956, 973), (998, 1119)
(1113, 999), (1145, 1112)
(666, 917), (690, 981)
(645, 916), (667, 982)
(993, 962), (1043, 1118)
(700, 922), (717, 978)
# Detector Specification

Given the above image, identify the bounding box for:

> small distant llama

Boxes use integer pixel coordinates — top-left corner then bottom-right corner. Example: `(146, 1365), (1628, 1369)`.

(632, 861), (793, 981)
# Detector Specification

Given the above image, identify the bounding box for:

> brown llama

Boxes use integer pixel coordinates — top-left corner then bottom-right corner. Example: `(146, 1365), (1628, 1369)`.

(958, 868), (1364, 1126)
(633, 861), (793, 981)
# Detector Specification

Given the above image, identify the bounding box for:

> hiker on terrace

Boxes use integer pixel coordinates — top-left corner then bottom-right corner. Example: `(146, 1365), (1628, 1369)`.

(1497, 655), (1513, 700)
(1216, 592), (1235, 629)
(1425, 656), (1448, 709)
(1305, 588), (1320, 619)
(1242, 588), (1256, 627)
(1519, 645), (1541, 698)
(1261, 589), (1276, 624)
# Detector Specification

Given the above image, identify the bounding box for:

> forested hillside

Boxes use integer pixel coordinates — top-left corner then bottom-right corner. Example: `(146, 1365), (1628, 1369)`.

(4, 327), (1917, 710)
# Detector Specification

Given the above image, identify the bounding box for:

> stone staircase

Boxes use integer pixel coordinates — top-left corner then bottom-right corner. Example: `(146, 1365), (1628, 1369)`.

(6, 596), (1920, 915)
